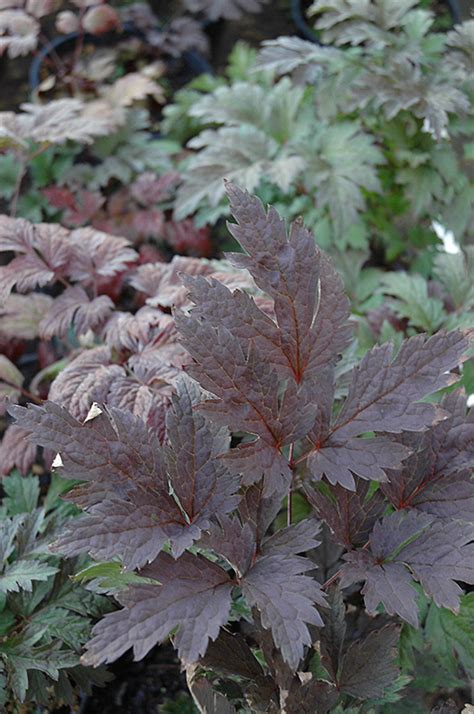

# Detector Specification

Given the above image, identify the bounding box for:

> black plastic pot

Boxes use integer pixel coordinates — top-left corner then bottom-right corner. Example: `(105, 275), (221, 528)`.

(29, 21), (212, 95)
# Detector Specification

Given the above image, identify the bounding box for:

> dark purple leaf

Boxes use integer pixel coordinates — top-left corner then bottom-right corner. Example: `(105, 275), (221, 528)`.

(339, 625), (400, 699)
(11, 378), (239, 568)
(341, 510), (474, 625)
(83, 553), (233, 665)
(382, 390), (474, 520)
(304, 480), (386, 547)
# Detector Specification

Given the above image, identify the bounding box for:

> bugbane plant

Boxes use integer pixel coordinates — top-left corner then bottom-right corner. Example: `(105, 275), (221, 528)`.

(9, 185), (474, 712)
(0, 205), (256, 478)
(172, 1), (473, 262)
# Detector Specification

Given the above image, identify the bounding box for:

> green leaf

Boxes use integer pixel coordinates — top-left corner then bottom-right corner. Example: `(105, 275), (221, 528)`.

(433, 249), (474, 311)
(26, 608), (91, 651)
(425, 594), (474, 678)
(0, 154), (20, 200)
(2, 472), (39, 516)
(43, 472), (78, 514)
(381, 272), (446, 333)
(0, 609), (15, 637)
(300, 122), (384, 238)
(4, 645), (78, 701)
(0, 560), (58, 595)
(29, 146), (77, 188)
(0, 516), (24, 563)
(16, 191), (49, 222)
(461, 359), (474, 397)
(73, 561), (155, 593)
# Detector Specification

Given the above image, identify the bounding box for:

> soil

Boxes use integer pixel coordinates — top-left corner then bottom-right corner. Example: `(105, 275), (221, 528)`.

(82, 644), (194, 713)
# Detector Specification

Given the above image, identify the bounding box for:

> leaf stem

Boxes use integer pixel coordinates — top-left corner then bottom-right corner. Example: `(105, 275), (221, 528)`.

(321, 539), (370, 590)
(2, 379), (44, 405)
(287, 442), (295, 527)
(321, 568), (341, 591)
(10, 157), (27, 218)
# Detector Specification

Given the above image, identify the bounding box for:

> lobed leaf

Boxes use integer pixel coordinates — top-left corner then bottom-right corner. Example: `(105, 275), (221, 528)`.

(82, 553), (234, 665)
(341, 510), (474, 626)
(11, 377), (239, 568)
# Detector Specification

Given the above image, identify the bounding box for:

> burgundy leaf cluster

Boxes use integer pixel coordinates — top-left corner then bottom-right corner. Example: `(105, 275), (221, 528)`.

(8, 184), (474, 709)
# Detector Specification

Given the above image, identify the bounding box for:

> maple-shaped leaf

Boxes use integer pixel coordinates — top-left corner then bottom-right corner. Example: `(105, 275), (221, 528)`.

(0, 293), (53, 340)
(350, 61), (469, 140)
(304, 480), (386, 548)
(219, 184), (351, 385)
(105, 362), (174, 421)
(382, 391), (474, 521)
(380, 272), (446, 333)
(0, 559), (58, 595)
(309, 0), (421, 47)
(0, 99), (114, 147)
(82, 552), (234, 665)
(102, 308), (173, 351)
(130, 171), (180, 207)
(66, 227), (137, 283)
(340, 510), (474, 626)
(130, 256), (215, 309)
(446, 20), (474, 74)
(48, 347), (125, 421)
(132, 256), (256, 311)
(174, 126), (299, 219)
(241, 551), (324, 670)
(10, 377), (239, 568)
(0, 217), (70, 303)
(39, 287), (114, 339)
(176, 185), (351, 494)
(176, 311), (307, 496)
(297, 122), (384, 237)
(0, 216), (137, 304)
(307, 330), (471, 489)
(317, 586), (402, 699)
(188, 78), (305, 147)
(256, 36), (341, 80)
(0, 425), (37, 476)
(202, 515), (326, 670)
(164, 378), (239, 523)
(183, 0), (267, 21)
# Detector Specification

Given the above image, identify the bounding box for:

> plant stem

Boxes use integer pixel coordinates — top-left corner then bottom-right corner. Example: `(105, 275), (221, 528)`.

(38, 34), (66, 79)
(3, 379), (44, 405)
(321, 539), (370, 590)
(10, 144), (50, 217)
(10, 157), (27, 217)
(321, 568), (342, 591)
(287, 442), (295, 527)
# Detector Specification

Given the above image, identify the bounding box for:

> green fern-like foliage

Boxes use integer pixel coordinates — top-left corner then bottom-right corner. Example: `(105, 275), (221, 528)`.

(0, 471), (113, 709)
(170, 4), (473, 262)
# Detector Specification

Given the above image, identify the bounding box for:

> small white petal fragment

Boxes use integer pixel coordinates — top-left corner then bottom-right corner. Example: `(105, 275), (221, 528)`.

(52, 453), (63, 468)
(84, 402), (103, 423)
